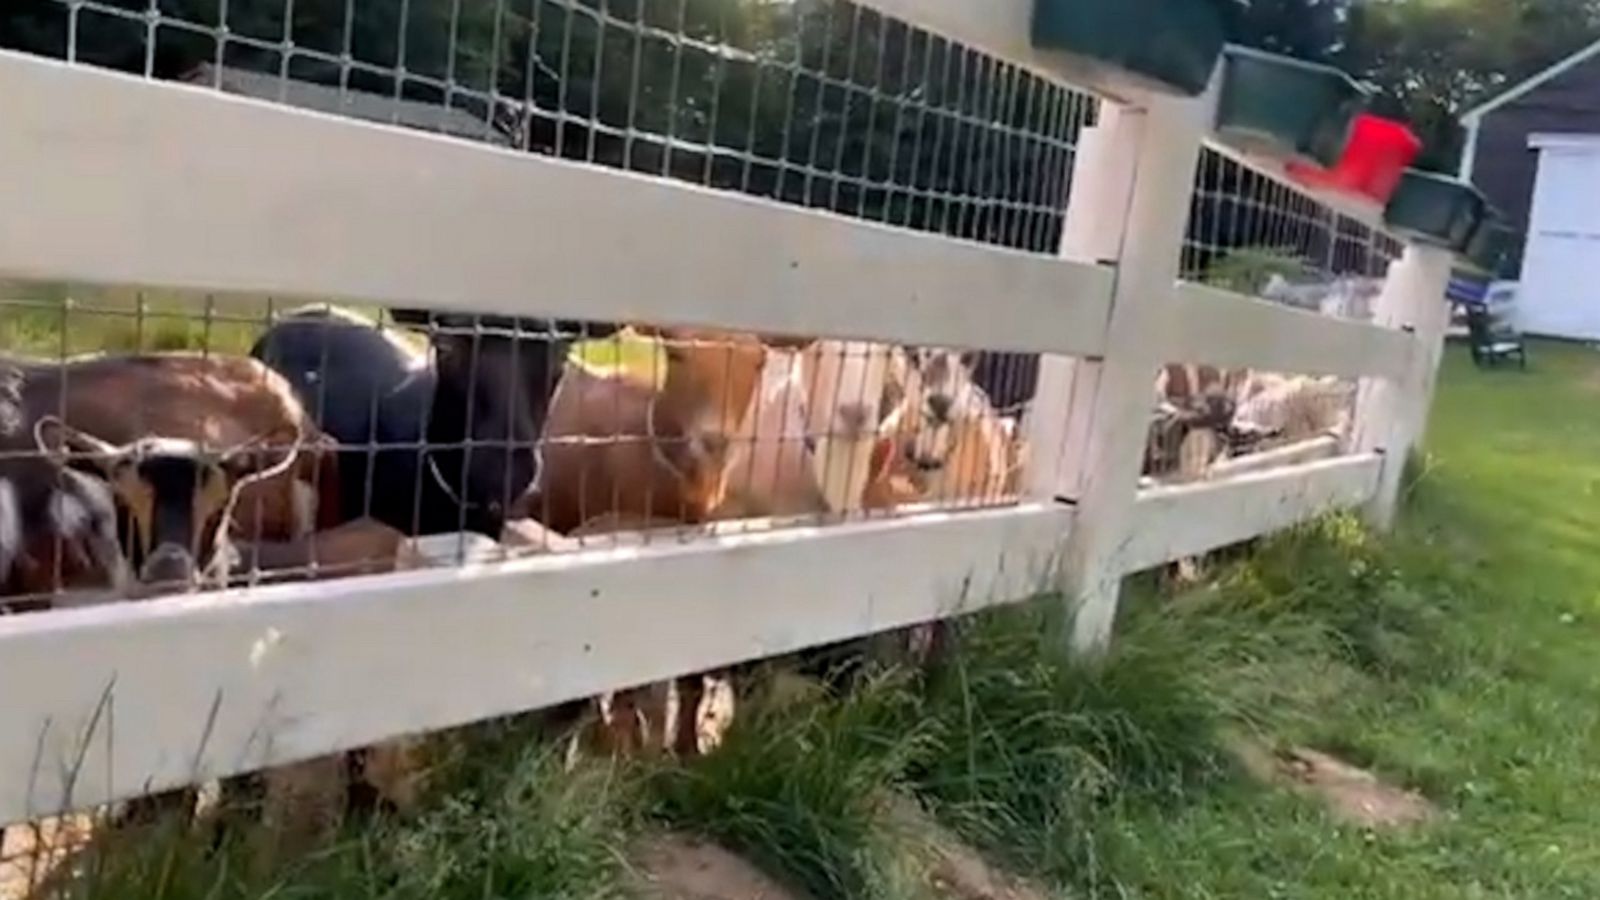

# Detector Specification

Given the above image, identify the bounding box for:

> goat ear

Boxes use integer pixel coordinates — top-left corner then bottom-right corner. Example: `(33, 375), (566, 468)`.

(34, 417), (121, 475)
(219, 431), (301, 484)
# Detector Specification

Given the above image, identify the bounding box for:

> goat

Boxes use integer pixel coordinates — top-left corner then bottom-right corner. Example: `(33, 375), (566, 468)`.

(523, 328), (767, 760)
(868, 348), (1018, 508)
(1229, 373), (1356, 451)
(5, 353), (337, 563)
(530, 327), (770, 532)
(0, 447), (129, 612)
(253, 306), (620, 539)
(796, 340), (895, 515)
(538, 330), (911, 760)
(29, 419), (302, 594)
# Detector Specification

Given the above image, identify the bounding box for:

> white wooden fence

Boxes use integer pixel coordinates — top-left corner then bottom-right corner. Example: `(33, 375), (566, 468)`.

(0, 0), (1454, 827)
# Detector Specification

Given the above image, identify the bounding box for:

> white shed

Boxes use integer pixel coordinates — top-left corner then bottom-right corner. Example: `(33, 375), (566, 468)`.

(1518, 133), (1600, 340)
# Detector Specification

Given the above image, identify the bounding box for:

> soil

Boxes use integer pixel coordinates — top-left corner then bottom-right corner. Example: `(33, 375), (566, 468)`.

(625, 805), (1057, 900)
(626, 833), (813, 900)
(1230, 736), (1438, 829)
(884, 795), (1055, 900)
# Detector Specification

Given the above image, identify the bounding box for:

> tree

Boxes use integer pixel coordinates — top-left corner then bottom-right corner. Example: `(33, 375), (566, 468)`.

(1227, 0), (1350, 63)
(1342, 0), (1600, 170)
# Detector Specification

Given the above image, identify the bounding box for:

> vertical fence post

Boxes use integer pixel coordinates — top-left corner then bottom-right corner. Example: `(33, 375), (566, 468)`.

(1045, 81), (1216, 656)
(1025, 105), (1138, 505)
(1353, 244), (1455, 529)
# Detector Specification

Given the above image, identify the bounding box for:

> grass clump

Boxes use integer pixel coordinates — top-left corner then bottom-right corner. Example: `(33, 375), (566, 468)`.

(34, 720), (636, 900)
(648, 670), (935, 900)
(910, 602), (1231, 885)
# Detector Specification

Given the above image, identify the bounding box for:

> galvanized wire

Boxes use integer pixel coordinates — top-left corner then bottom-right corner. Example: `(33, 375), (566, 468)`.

(6, 0), (1095, 255)
(0, 0), (1098, 603)
(1148, 145), (1406, 486)
(1183, 144), (1402, 318)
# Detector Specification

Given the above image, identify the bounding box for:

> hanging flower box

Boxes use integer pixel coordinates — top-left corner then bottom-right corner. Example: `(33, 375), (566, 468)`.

(1383, 170), (1489, 251)
(1030, 0), (1233, 97)
(1215, 45), (1370, 167)
(1285, 113), (1422, 206)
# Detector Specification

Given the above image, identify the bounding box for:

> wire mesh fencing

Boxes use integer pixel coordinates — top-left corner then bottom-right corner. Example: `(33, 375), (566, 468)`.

(1184, 145), (1401, 320)
(2, 0), (1095, 254)
(1143, 145), (1405, 487)
(0, 1), (1107, 612)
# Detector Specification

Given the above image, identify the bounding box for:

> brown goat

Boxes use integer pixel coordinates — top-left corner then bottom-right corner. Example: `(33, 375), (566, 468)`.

(9, 353), (339, 552)
(1, 352), (332, 604)
(529, 329), (768, 532)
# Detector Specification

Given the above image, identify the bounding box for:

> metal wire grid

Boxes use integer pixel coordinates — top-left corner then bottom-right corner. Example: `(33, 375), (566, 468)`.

(3, 0), (1096, 256)
(1145, 147), (1405, 486)
(0, 299), (1040, 604)
(0, 4), (1083, 607)
(1184, 145), (1402, 320)
(1144, 362), (1359, 487)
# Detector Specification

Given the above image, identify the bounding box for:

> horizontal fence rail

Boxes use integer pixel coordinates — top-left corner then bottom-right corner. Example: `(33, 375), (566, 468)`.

(1168, 283), (1415, 380)
(0, 51), (1114, 356)
(0, 505), (1070, 823)
(1120, 454), (1384, 573)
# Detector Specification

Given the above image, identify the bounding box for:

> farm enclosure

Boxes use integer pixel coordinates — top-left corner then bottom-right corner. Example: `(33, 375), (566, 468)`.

(0, 0), (1456, 849)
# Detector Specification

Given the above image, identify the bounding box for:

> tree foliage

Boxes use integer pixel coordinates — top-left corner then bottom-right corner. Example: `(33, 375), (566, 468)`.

(1227, 0), (1349, 63)
(1337, 0), (1600, 168)
(6, 0), (1600, 178)
(1219, 0), (1600, 171)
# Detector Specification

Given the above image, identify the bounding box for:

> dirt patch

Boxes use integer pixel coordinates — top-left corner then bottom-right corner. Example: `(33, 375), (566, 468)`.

(626, 833), (813, 900)
(922, 838), (1053, 900)
(1230, 737), (1437, 829)
(884, 796), (1054, 900)
(1580, 364), (1600, 395)
(626, 809), (1053, 900)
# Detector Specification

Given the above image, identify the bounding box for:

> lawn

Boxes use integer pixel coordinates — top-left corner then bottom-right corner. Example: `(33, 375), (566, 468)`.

(1090, 341), (1600, 898)
(0, 281), (654, 374)
(11, 340), (1600, 900)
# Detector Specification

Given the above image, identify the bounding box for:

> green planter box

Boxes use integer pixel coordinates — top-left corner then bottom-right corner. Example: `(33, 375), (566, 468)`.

(1463, 215), (1516, 276)
(1384, 170), (1488, 251)
(1030, 0), (1232, 97)
(1215, 45), (1369, 167)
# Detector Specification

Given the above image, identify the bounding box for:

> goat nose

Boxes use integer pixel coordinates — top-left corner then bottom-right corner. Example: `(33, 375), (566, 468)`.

(140, 545), (197, 591)
(926, 393), (954, 423)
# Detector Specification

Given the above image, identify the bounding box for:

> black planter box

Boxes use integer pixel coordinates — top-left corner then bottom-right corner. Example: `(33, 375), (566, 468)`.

(1384, 170), (1489, 251)
(1215, 45), (1369, 167)
(1030, 0), (1232, 97)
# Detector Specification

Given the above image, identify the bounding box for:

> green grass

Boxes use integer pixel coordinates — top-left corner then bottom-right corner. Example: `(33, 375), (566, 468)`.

(0, 283), (288, 359)
(37, 719), (640, 900)
(0, 282), (438, 361)
(0, 281), (663, 388)
(570, 329), (666, 385)
(15, 339), (1600, 899)
(1095, 340), (1600, 899)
